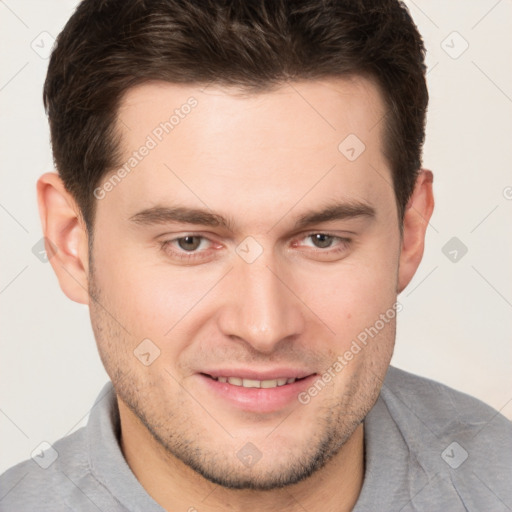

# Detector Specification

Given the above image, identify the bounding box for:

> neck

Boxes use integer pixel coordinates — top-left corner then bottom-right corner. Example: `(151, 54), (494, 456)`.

(119, 399), (365, 512)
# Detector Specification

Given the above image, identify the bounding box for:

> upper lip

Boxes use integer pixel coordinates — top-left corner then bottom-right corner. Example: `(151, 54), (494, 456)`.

(200, 368), (316, 380)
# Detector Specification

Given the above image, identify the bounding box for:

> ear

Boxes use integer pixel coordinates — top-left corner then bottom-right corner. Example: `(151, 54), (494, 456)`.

(36, 172), (90, 304)
(397, 169), (434, 294)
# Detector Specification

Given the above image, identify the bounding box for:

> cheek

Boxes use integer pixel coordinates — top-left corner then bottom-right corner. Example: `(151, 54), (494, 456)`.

(105, 269), (196, 333)
(94, 243), (221, 355)
(298, 239), (399, 342)
(90, 236), (176, 338)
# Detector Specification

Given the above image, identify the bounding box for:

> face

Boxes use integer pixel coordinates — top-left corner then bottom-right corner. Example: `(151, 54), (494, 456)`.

(88, 77), (401, 490)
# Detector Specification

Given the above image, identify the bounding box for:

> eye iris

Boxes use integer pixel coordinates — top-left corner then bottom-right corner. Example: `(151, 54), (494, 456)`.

(178, 236), (201, 251)
(313, 234), (333, 249)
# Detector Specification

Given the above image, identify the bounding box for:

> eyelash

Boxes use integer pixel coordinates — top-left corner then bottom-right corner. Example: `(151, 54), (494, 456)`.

(159, 232), (352, 262)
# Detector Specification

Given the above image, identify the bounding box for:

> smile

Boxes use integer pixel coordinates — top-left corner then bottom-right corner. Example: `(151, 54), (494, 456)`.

(198, 372), (316, 413)
(208, 376), (299, 388)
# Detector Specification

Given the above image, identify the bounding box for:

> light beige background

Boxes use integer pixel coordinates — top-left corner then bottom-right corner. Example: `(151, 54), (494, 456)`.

(1, 0), (511, 474)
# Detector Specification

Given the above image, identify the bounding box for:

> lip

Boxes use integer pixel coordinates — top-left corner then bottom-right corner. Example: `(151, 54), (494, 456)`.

(197, 371), (318, 413)
(201, 368), (314, 381)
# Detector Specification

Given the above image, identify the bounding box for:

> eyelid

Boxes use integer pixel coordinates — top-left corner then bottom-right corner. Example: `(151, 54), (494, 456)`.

(158, 236), (215, 264)
(159, 231), (353, 264)
(293, 232), (352, 250)
(159, 230), (351, 247)
(159, 233), (218, 253)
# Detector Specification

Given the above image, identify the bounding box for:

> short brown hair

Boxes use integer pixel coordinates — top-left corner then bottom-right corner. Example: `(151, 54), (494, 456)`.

(43, 0), (428, 231)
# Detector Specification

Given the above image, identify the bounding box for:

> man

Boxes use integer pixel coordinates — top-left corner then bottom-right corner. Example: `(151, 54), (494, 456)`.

(1, 0), (510, 510)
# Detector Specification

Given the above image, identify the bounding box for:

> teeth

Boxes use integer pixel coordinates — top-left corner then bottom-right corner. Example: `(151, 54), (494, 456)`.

(214, 376), (297, 388)
(242, 378), (261, 388)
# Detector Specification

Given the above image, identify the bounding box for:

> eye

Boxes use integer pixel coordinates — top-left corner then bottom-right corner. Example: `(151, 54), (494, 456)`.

(175, 235), (204, 252)
(159, 232), (352, 264)
(307, 233), (337, 249)
(160, 235), (214, 262)
(302, 233), (350, 249)
(295, 232), (352, 260)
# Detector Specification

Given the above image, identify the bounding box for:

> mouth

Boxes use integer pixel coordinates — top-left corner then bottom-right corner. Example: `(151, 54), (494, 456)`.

(201, 373), (309, 389)
(197, 371), (317, 413)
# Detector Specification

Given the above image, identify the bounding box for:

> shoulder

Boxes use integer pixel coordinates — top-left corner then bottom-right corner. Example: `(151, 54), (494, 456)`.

(383, 365), (512, 438)
(379, 366), (512, 508)
(0, 427), (90, 511)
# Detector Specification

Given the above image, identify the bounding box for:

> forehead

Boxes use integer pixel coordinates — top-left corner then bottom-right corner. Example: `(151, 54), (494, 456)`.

(116, 76), (386, 150)
(100, 77), (392, 230)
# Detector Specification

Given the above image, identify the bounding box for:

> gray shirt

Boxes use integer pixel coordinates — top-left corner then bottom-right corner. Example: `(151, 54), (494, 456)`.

(1, 366), (511, 511)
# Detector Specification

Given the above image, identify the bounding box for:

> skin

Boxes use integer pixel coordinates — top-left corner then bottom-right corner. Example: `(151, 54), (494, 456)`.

(37, 76), (434, 512)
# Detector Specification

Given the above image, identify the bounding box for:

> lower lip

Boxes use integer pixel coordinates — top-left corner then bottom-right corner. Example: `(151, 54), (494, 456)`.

(197, 374), (317, 413)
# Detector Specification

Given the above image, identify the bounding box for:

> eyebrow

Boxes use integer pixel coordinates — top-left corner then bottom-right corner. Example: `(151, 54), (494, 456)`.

(292, 201), (375, 230)
(129, 200), (376, 232)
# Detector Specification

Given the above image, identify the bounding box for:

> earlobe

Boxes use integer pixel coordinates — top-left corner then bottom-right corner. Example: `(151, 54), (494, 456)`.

(36, 172), (90, 305)
(397, 169), (434, 294)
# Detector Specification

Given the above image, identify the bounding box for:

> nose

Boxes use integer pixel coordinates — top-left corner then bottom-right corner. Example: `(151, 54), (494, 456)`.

(217, 249), (306, 354)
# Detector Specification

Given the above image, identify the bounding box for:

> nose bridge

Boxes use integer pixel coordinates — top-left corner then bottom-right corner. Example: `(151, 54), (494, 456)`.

(218, 248), (304, 352)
